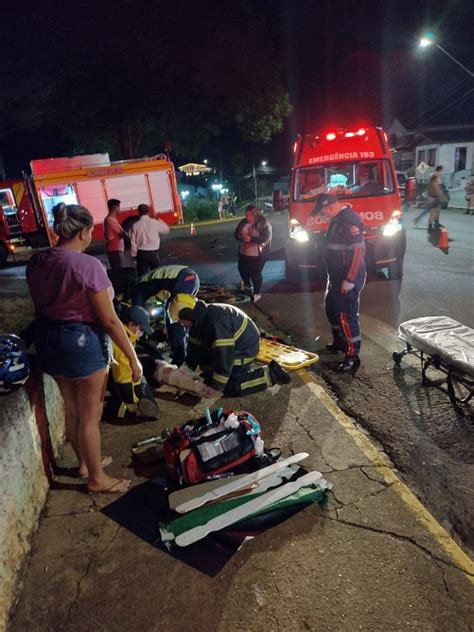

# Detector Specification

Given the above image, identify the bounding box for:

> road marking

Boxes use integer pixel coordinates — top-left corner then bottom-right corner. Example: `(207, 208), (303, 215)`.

(296, 370), (474, 580)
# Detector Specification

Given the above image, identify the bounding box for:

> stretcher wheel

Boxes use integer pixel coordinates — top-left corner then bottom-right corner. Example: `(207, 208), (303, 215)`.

(392, 351), (403, 366)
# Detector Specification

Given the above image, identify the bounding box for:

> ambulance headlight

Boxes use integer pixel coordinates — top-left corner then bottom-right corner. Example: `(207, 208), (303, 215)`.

(293, 229), (309, 243)
(383, 221), (402, 237)
(289, 222), (309, 243)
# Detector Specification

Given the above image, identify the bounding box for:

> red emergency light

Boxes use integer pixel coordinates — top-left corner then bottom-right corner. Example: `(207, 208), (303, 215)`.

(326, 128), (367, 141)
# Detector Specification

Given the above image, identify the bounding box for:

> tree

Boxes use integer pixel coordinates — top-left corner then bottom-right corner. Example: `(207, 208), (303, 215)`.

(1, 0), (292, 167)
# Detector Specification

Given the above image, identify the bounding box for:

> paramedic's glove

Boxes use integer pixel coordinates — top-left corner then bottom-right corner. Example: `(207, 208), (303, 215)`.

(341, 279), (355, 294)
(204, 386), (223, 399)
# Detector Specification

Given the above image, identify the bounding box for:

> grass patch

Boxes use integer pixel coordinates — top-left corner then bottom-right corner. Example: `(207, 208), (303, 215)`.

(183, 199), (218, 222)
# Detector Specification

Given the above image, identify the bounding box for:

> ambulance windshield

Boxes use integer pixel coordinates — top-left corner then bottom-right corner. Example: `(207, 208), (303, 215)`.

(294, 160), (394, 201)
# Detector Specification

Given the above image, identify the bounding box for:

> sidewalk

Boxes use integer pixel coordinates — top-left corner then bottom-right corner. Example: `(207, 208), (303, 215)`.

(8, 370), (474, 631)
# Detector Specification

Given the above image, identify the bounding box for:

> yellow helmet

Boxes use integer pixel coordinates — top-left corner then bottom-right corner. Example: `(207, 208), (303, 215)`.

(168, 293), (197, 322)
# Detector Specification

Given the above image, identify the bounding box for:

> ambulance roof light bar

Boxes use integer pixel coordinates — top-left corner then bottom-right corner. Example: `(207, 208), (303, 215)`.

(325, 128), (367, 141)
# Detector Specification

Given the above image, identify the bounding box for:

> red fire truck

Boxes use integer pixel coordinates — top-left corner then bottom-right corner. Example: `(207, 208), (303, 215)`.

(286, 126), (406, 280)
(0, 153), (183, 265)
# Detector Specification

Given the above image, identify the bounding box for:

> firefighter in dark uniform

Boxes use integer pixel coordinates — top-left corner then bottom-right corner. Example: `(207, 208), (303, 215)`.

(131, 265), (200, 366)
(177, 298), (290, 397)
(312, 193), (366, 373)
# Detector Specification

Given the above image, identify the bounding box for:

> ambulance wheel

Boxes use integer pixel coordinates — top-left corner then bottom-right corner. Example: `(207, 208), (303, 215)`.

(0, 243), (8, 268)
(387, 258), (403, 280)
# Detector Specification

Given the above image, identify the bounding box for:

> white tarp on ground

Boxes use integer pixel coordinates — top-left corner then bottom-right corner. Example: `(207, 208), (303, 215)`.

(399, 316), (474, 378)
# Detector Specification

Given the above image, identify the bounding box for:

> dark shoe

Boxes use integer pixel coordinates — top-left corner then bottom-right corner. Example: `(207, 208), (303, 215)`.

(269, 360), (291, 385)
(463, 210), (470, 215)
(337, 356), (361, 374)
(427, 224), (434, 233)
(325, 340), (346, 353)
(137, 398), (161, 419)
(434, 222), (443, 230)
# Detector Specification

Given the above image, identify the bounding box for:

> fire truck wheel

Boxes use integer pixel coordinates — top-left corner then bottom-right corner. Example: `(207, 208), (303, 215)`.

(0, 243), (8, 268)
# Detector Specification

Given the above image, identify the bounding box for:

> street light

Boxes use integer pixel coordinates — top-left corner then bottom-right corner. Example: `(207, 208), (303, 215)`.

(419, 32), (474, 79)
(211, 182), (223, 200)
(252, 161), (270, 204)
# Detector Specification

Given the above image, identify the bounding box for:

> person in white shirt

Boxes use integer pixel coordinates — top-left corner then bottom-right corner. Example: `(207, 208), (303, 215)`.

(130, 204), (170, 275)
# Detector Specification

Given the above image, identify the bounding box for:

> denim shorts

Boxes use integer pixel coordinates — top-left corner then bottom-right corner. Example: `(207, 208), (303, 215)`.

(35, 321), (112, 379)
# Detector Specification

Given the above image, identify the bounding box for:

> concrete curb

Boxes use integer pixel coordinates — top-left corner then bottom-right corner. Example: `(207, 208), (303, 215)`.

(0, 372), (64, 631)
(298, 370), (474, 580)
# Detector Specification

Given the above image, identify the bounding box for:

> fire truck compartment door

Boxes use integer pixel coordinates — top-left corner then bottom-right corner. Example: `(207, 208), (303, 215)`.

(76, 180), (107, 222)
(148, 171), (173, 214)
(104, 175), (151, 211)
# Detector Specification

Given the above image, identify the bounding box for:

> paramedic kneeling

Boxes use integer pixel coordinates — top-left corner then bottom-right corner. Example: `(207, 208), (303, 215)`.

(312, 193), (367, 373)
(177, 299), (291, 397)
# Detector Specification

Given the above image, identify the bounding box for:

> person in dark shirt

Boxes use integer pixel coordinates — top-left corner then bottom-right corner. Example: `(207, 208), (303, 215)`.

(312, 193), (367, 373)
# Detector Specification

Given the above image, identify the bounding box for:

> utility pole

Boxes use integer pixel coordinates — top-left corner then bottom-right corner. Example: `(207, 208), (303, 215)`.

(253, 161), (258, 205)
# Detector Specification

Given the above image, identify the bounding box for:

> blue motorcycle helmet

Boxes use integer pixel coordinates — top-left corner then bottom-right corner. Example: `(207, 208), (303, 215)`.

(0, 334), (30, 395)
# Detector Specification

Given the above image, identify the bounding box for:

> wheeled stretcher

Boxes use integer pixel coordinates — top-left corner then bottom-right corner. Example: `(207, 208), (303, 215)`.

(393, 316), (474, 407)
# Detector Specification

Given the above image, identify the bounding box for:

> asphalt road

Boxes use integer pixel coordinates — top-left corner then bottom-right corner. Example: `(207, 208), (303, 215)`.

(159, 208), (474, 554)
(1, 208), (473, 553)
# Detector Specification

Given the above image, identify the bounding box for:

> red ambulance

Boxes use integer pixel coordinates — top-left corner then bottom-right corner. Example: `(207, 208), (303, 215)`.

(286, 126), (406, 280)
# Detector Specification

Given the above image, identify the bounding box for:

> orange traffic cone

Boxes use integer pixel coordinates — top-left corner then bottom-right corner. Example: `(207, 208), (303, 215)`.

(438, 226), (449, 254)
(190, 221), (196, 236)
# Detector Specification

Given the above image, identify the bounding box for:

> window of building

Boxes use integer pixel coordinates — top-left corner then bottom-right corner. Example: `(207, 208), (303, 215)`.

(418, 150), (426, 165)
(427, 148), (436, 166)
(454, 147), (467, 172)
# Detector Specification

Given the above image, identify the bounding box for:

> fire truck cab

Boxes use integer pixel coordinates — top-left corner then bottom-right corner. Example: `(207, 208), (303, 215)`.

(0, 153), (183, 266)
(29, 153), (183, 245)
(286, 126), (406, 280)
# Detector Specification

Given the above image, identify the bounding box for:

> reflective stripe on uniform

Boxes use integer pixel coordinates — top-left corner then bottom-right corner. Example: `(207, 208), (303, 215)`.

(233, 356), (255, 366)
(139, 265), (186, 282)
(212, 372), (229, 384)
(234, 317), (248, 341)
(212, 317), (248, 348)
(212, 338), (234, 348)
(240, 367), (273, 390)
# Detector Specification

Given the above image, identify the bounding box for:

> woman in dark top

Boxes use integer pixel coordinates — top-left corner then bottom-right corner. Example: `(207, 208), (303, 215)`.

(234, 205), (272, 303)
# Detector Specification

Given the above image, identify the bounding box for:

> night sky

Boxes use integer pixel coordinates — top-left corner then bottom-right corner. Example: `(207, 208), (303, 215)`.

(1, 0), (473, 176)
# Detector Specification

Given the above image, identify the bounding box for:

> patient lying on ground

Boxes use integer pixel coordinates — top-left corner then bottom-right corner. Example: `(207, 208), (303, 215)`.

(155, 360), (211, 398)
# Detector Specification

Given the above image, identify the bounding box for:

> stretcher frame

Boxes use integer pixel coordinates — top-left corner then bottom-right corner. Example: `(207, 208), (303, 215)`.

(392, 344), (474, 408)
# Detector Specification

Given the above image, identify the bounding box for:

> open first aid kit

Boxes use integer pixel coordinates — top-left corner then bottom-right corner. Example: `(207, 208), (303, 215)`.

(163, 408), (265, 484)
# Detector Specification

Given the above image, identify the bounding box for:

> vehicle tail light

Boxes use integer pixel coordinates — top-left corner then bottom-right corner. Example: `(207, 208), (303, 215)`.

(8, 243), (15, 252)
